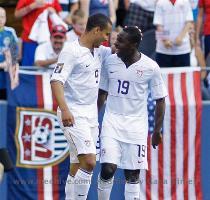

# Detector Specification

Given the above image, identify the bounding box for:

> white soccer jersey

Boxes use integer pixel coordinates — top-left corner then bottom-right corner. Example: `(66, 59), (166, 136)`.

(51, 40), (111, 125)
(100, 53), (168, 144)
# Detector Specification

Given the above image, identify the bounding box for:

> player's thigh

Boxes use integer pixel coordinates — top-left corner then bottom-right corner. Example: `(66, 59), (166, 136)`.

(65, 118), (96, 155)
(100, 136), (121, 166)
(57, 111), (79, 164)
(58, 113), (96, 161)
(120, 142), (148, 170)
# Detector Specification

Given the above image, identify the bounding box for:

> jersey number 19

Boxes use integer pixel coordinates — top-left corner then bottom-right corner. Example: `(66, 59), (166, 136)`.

(117, 80), (130, 94)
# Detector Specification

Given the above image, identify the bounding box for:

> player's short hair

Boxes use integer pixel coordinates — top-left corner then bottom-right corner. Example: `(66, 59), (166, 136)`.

(71, 9), (85, 24)
(86, 13), (112, 32)
(123, 26), (143, 47)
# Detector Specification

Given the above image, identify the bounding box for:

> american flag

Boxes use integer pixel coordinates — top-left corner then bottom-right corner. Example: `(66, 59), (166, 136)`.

(140, 67), (203, 200)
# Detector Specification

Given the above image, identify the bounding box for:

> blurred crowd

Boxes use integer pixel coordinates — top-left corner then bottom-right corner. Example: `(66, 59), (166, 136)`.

(0, 0), (210, 100)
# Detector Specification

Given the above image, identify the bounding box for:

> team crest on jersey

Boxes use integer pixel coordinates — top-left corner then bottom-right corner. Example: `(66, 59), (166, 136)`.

(15, 107), (69, 168)
(136, 70), (143, 77)
(85, 140), (91, 147)
(101, 148), (106, 156)
(54, 63), (64, 73)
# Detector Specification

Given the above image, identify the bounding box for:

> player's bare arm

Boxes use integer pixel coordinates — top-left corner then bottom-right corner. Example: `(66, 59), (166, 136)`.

(50, 80), (75, 127)
(97, 89), (108, 112)
(152, 97), (166, 149)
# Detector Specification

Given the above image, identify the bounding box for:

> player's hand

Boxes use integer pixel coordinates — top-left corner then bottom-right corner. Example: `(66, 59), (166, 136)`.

(163, 39), (173, 48)
(61, 109), (75, 127)
(152, 132), (162, 149)
(174, 36), (183, 46)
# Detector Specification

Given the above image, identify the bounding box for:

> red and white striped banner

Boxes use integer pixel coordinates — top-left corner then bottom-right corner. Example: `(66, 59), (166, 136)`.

(140, 67), (203, 200)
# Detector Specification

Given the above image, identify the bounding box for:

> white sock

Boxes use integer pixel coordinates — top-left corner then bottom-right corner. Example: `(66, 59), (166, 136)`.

(124, 182), (140, 200)
(65, 174), (75, 200)
(74, 168), (93, 200)
(98, 174), (114, 200)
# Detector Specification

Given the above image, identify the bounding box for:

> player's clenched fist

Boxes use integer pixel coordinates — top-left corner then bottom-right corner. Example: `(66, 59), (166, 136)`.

(61, 109), (75, 127)
(152, 131), (162, 149)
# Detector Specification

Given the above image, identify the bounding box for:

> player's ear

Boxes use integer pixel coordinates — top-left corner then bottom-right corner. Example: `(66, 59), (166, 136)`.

(93, 27), (101, 34)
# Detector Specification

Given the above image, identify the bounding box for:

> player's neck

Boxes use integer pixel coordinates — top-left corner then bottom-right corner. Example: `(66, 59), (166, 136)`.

(79, 33), (94, 50)
(122, 51), (141, 68)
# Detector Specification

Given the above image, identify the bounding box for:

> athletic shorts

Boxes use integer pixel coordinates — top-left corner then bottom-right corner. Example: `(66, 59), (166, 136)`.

(100, 136), (148, 170)
(57, 112), (99, 163)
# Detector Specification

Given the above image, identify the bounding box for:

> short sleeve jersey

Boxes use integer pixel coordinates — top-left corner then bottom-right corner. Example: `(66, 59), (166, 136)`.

(51, 40), (111, 124)
(99, 53), (168, 144)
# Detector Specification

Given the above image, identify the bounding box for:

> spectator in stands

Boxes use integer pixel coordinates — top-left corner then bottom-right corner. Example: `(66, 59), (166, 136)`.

(59, 0), (79, 24)
(116, 0), (127, 27)
(15, 0), (62, 67)
(190, 0), (199, 20)
(80, 0), (117, 25)
(0, 7), (19, 99)
(66, 9), (87, 42)
(189, 23), (210, 100)
(153, 0), (193, 67)
(195, 0), (210, 98)
(34, 25), (67, 69)
(196, 0), (210, 59)
(124, 0), (156, 33)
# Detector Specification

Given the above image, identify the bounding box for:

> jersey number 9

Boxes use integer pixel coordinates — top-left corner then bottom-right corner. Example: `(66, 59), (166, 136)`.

(95, 69), (99, 83)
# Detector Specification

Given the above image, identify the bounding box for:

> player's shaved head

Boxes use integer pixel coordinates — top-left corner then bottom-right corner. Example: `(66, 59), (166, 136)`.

(86, 13), (112, 32)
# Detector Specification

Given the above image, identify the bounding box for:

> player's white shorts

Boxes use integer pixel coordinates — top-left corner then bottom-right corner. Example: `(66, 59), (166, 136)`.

(100, 136), (148, 170)
(57, 112), (99, 163)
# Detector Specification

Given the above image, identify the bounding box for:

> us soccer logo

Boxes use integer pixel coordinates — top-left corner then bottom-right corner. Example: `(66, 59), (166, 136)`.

(15, 107), (69, 168)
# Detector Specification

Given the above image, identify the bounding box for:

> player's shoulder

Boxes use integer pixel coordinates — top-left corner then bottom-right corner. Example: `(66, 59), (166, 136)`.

(140, 53), (160, 70)
(97, 45), (111, 56)
(140, 53), (159, 68)
(61, 40), (78, 55)
(104, 54), (121, 65)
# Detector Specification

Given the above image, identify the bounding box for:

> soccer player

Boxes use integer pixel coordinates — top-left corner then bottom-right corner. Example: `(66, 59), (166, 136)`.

(97, 26), (168, 200)
(50, 14), (112, 200)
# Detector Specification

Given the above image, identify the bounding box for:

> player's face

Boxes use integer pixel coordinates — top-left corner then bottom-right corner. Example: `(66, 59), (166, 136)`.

(93, 23), (112, 47)
(114, 31), (134, 59)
